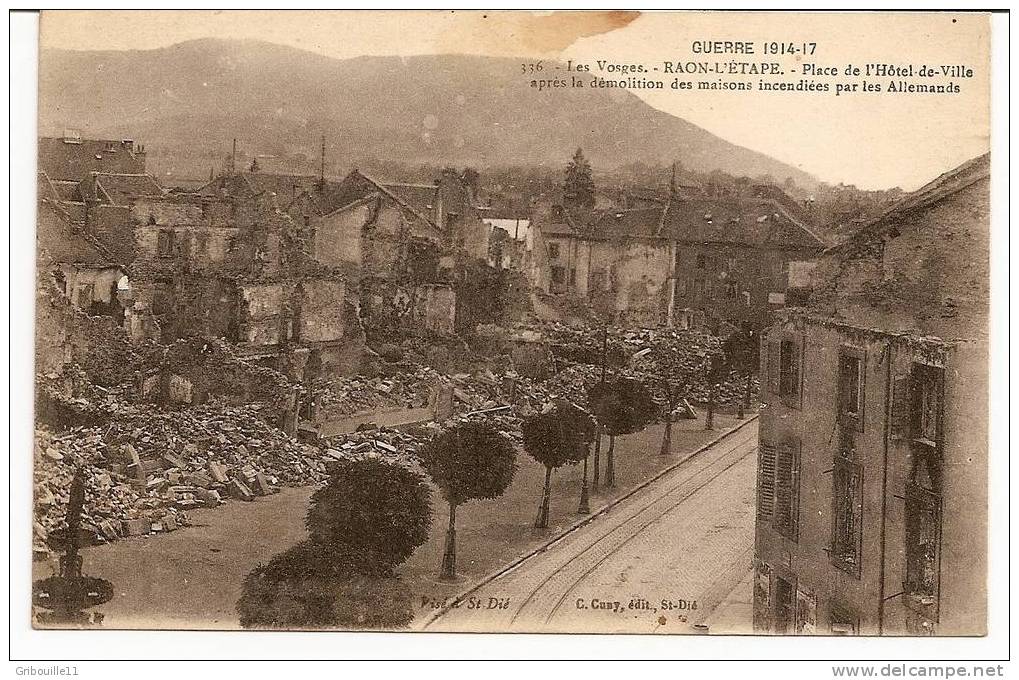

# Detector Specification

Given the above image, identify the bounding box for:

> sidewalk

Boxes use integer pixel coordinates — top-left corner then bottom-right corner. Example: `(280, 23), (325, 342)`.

(701, 567), (754, 634)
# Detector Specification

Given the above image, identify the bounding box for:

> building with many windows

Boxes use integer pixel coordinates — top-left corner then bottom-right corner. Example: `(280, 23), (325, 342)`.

(528, 180), (826, 330)
(753, 154), (989, 636)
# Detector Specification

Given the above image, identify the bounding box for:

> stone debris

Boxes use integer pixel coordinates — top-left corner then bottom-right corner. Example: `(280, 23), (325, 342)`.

(33, 317), (761, 555)
(33, 402), (329, 552)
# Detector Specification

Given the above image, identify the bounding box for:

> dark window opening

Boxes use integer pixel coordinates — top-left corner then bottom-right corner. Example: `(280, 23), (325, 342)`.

(831, 456), (864, 576)
(779, 339), (801, 404)
(913, 363), (944, 446)
(157, 229), (176, 258)
(904, 484), (941, 620)
(838, 349), (865, 429)
(696, 253), (707, 269)
(547, 241), (561, 259)
(829, 604), (860, 635)
(151, 291), (172, 316)
(773, 576), (795, 635)
(550, 266), (566, 285)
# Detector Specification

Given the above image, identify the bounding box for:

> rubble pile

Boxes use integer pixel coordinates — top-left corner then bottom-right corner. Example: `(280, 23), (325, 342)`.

(523, 322), (760, 407)
(33, 402), (330, 550)
(314, 365), (446, 417)
(321, 426), (428, 475)
(34, 428), (192, 554)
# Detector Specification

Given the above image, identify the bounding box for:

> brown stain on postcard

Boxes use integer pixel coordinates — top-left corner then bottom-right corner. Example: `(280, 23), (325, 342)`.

(438, 10), (641, 57)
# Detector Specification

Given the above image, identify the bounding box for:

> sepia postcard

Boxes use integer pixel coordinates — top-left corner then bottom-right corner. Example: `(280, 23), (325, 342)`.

(26, 9), (997, 643)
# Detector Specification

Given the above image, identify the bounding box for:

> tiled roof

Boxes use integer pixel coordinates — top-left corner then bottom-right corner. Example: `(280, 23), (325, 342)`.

(38, 137), (146, 182)
(308, 170), (442, 235)
(588, 207), (664, 240)
(383, 182), (438, 218)
(661, 196), (827, 249)
(198, 172), (338, 203)
(37, 198), (119, 268)
(533, 187), (826, 251)
(90, 173), (165, 205)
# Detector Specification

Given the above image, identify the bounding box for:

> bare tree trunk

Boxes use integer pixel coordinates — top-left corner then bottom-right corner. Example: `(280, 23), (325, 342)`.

(744, 371), (754, 414)
(592, 425), (602, 491)
(706, 386), (715, 430)
(660, 416), (673, 455)
(578, 451), (591, 514)
(440, 502), (457, 580)
(606, 435), (616, 487)
(535, 466), (552, 528)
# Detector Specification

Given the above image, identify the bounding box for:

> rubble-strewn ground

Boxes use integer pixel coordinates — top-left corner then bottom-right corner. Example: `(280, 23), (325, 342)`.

(52, 413), (737, 628)
(34, 320), (758, 552)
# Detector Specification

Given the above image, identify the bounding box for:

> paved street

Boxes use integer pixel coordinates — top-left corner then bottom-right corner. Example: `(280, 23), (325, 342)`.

(423, 420), (758, 634)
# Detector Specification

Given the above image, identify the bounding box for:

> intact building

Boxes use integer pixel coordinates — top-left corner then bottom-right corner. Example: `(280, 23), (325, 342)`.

(753, 154), (989, 636)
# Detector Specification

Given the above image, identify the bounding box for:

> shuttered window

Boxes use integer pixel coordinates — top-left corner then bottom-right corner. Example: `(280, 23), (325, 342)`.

(830, 457), (864, 576)
(773, 441), (801, 541)
(757, 441), (778, 521)
(904, 483), (941, 622)
(837, 347), (865, 431)
(890, 374), (912, 439)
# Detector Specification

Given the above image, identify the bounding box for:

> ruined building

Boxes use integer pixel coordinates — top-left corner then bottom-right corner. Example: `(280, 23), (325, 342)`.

(529, 179), (825, 329)
(284, 168), (492, 337)
(37, 136), (364, 383)
(753, 153), (989, 636)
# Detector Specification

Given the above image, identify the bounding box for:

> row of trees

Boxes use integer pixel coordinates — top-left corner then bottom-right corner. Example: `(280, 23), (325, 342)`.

(237, 325), (758, 628)
(236, 375), (657, 629)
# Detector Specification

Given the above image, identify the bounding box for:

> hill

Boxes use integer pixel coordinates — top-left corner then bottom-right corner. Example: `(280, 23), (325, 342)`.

(39, 38), (817, 186)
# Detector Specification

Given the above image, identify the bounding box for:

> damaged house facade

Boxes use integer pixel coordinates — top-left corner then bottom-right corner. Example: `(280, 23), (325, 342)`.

(284, 168), (491, 336)
(530, 181), (826, 329)
(753, 154), (989, 636)
(38, 136), (364, 383)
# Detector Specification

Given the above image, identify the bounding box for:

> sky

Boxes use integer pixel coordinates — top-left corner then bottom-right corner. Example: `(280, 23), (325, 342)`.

(39, 10), (992, 190)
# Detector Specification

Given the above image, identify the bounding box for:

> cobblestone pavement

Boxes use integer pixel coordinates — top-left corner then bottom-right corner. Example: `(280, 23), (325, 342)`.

(424, 421), (758, 634)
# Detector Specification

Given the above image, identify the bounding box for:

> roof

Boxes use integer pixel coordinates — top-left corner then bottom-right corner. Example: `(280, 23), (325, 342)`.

(589, 207), (665, 240)
(307, 170), (443, 236)
(85, 173), (164, 205)
(37, 198), (120, 268)
(383, 182), (439, 217)
(532, 185), (825, 250)
(661, 195), (827, 250)
(38, 136), (146, 182)
(198, 172), (336, 203)
(823, 153), (991, 257)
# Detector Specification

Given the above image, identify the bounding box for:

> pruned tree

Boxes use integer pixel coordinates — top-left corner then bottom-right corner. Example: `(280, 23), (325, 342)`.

(522, 404), (591, 528)
(564, 148), (595, 209)
(305, 456), (432, 575)
(236, 540), (415, 630)
(633, 344), (696, 456)
(555, 400), (597, 513)
(587, 377), (656, 487)
(419, 421), (518, 580)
